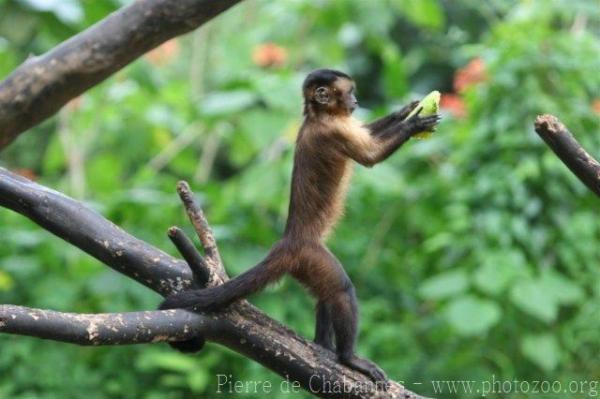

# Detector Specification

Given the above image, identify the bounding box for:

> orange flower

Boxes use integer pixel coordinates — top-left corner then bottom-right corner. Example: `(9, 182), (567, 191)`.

(592, 99), (600, 115)
(252, 43), (288, 68)
(145, 39), (180, 66)
(440, 93), (467, 118)
(454, 58), (487, 93)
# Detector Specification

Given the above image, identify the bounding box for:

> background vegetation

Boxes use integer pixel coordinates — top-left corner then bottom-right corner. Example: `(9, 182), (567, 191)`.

(1, 0), (599, 397)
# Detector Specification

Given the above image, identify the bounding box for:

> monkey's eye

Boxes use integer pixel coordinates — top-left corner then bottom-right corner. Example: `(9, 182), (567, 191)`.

(314, 87), (329, 104)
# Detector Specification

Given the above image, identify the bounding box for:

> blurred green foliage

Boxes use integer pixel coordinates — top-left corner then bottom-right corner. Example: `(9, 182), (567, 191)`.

(1, 0), (599, 397)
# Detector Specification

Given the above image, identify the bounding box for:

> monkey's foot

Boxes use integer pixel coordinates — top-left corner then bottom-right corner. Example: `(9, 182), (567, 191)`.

(339, 354), (388, 389)
(314, 336), (335, 352)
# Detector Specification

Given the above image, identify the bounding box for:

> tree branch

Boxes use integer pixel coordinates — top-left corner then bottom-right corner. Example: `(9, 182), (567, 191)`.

(0, 306), (206, 345)
(0, 0), (242, 149)
(168, 226), (211, 287)
(176, 180), (227, 283)
(534, 114), (600, 198)
(0, 167), (193, 295)
(0, 302), (425, 398)
(0, 169), (427, 398)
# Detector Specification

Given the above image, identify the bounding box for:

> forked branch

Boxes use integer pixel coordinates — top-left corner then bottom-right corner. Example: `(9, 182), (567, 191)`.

(176, 181), (227, 283)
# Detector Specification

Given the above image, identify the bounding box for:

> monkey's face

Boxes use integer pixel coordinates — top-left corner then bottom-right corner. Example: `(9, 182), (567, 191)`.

(302, 69), (357, 117)
(310, 78), (358, 116)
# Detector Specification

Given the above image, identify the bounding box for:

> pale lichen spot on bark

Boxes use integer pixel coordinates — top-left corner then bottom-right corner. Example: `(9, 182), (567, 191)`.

(87, 321), (100, 341)
(115, 314), (126, 326)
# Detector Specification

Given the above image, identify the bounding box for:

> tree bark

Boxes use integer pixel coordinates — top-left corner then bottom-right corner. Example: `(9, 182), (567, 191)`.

(534, 114), (600, 198)
(0, 0), (241, 149)
(0, 167), (192, 296)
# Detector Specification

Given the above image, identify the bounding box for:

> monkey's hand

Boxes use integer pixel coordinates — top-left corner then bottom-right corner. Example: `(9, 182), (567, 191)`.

(403, 108), (441, 138)
(394, 100), (420, 120)
(158, 287), (228, 353)
(158, 290), (210, 354)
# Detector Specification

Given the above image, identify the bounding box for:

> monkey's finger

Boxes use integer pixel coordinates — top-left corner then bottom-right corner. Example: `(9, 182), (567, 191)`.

(413, 117), (441, 132)
(418, 114), (442, 125)
(369, 363), (387, 383)
(397, 100), (420, 119)
(407, 106), (424, 121)
(371, 368), (389, 390)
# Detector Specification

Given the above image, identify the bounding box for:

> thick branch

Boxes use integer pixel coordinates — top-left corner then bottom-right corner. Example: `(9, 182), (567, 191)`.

(534, 114), (600, 198)
(0, 303), (425, 398)
(0, 167), (192, 295)
(0, 170), (426, 398)
(0, 0), (241, 148)
(0, 306), (206, 345)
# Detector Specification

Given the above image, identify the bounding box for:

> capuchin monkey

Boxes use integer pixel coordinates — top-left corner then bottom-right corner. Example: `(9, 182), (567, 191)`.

(160, 69), (441, 384)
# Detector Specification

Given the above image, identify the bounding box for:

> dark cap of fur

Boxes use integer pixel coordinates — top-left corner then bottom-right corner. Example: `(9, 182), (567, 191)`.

(302, 69), (352, 91)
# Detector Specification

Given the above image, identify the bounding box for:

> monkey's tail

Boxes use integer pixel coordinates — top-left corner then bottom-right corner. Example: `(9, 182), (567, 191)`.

(159, 244), (289, 312)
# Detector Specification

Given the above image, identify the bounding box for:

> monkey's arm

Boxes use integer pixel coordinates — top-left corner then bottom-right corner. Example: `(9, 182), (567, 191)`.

(337, 112), (440, 167)
(366, 100), (419, 135)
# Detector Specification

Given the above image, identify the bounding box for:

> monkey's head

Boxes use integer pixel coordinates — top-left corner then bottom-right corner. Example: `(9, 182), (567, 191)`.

(302, 69), (357, 117)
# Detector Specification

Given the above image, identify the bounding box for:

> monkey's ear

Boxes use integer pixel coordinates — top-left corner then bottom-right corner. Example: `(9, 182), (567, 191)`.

(314, 87), (330, 104)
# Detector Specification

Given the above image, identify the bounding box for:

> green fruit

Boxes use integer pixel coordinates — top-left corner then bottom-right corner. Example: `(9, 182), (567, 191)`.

(405, 90), (440, 139)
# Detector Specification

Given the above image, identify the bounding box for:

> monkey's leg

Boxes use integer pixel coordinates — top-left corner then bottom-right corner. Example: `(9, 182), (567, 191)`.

(314, 301), (335, 351)
(304, 246), (387, 385)
(292, 244), (387, 385)
(329, 285), (388, 385)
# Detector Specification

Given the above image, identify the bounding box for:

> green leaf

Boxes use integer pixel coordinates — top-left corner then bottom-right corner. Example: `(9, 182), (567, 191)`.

(521, 334), (561, 371)
(444, 295), (501, 336)
(381, 44), (408, 98)
(419, 270), (469, 300)
(399, 0), (445, 31)
(187, 369), (210, 392)
(473, 251), (528, 295)
(540, 271), (584, 305)
(136, 352), (197, 373)
(0, 271), (14, 291)
(510, 278), (558, 323)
